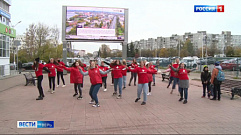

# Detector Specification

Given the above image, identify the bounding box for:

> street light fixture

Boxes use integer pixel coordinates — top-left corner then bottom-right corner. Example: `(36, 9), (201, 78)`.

(11, 21), (22, 69)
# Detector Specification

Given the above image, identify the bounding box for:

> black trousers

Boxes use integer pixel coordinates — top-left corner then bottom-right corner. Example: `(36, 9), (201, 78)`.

(37, 75), (44, 97)
(57, 71), (65, 85)
(111, 73), (114, 84)
(101, 76), (107, 89)
(74, 83), (82, 96)
(129, 72), (137, 85)
(148, 82), (152, 92)
(213, 83), (221, 100)
(48, 76), (55, 90)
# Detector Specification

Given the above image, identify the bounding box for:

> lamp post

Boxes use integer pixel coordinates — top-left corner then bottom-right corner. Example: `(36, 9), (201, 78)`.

(205, 35), (208, 65)
(11, 21), (22, 68)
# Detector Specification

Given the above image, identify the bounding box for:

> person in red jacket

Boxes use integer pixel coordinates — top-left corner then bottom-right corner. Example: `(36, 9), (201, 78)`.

(57, 59), (66, 88)
(110, 60), (125, 99)
(149, 62), (156, 86)
(146, 62), (157, 96)
(63, 61), (84, 100)
(129, 59), (138, 86)
(32, 58), (50, 100)
(79, 61), (111, 107)
(100, 61), (109, 92)
(77, 59), (87, 88)
(44, 58), (62, 94)
(129, 61), (157, 105)
(170, 62), (197, 104)
(167, 58), (180, 94)
(122, 59), (128, 90)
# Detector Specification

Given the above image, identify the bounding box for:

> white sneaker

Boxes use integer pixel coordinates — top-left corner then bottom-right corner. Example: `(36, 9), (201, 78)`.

(56, 85), (59, 88)
(48, 89), (51, 92)
(92, 104), (100, 107)
(147, 93), (151, 95)
(111, 84), (114, 86)
(51, 90), (55, 94)
(89, 100), (95, 104)
(62, 85), (66, 87)
(104, 89), (107, 92)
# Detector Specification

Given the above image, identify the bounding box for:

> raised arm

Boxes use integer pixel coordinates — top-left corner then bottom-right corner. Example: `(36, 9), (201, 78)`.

(79, 67), (89, 76)
(99, 69), (111, 74)
(43, 67), (51, 73)
(63, 66), (72, 72)
(128, 66), (138, 73)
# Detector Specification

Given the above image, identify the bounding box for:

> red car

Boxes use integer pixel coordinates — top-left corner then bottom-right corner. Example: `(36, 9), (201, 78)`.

(221, 58), (241, 71)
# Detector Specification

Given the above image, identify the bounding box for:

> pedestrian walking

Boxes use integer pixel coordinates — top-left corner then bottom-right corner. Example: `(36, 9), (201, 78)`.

(129, 61), (157, 105)
(63, 61), (84, 99)
(128, 59), (138, 86)
(201, 65), (211, 98)
(32, 58), (50, 100)
(79, 61), (111, 107)
(210, 61), (223, 101)
(18, 60), (22, 74)
(170, 62), (197, 104)
(57, 59), (66, 87)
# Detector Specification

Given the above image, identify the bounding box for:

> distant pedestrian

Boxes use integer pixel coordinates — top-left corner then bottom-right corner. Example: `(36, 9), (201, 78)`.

(201, 65), (211, 98)
(110, 60), (125, 99)
(210, 62), (223, 101)
(128, 59), (138, 86)
(32, 58), (50, 100)
(170, 62), (197, 104)
(100, 61), (109, 92)
(57, 59), (66, 88)
(79, 61), (111, 107)
(63, 61), (84, 99)
(18, 61), (22, 74)
(77, 59), (87, 88)
(122, 59), (127, 90)
(167, 58), (180, 94)
(129, 61), (157, 105)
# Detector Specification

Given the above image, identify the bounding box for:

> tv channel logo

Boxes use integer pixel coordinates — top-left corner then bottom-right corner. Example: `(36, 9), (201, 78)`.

(17, 121), (54, 128)
(194, 5), (224, 12)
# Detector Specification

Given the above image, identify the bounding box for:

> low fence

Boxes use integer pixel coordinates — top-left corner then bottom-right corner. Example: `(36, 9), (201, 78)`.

(0, 64), (18, 77)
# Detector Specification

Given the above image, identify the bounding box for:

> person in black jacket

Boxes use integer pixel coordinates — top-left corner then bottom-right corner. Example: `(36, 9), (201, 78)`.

(201, 65), (211, 98)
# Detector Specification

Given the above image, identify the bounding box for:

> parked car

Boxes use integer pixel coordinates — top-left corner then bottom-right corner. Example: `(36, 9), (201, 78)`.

(181, 57), (198, 68)
(10, 63), (16, 70)
(22, 62), (34, 70)
(221, 58), (241, 71)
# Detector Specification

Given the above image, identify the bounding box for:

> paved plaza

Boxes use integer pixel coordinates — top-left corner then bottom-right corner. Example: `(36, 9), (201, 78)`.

(0, 73), (241, 134)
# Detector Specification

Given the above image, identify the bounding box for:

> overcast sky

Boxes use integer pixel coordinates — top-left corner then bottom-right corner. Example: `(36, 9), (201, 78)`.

(10, 0), (241, 53)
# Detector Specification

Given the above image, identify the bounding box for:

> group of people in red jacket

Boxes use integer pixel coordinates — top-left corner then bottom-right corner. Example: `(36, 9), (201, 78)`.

(32, 57), (159, 107)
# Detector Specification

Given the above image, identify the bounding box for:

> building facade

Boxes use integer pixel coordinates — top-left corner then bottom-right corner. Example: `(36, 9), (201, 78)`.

(0, 0), (16, 76)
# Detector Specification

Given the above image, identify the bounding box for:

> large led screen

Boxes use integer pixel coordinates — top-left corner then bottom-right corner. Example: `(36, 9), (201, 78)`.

(65, 6), (125, 41)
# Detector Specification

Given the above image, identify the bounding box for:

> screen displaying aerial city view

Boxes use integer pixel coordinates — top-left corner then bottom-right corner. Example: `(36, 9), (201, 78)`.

(66, 6), (125, 41)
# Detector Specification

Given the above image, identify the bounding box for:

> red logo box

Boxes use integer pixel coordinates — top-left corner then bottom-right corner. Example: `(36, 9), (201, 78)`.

(217, 5), (224, 12)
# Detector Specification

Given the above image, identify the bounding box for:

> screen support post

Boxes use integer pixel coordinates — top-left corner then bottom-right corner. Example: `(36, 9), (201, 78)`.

(62, 41), (67, 75)
(122, 8), (128, 59)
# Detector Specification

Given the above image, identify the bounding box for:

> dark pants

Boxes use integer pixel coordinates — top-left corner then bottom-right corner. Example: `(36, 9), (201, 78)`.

(48, 76), (55, 90)
(213, 84), (221, 100)
(81, 77), (84, 88)
(89, 84), (101, 104)
(57, 71), (65, 85)
(148, 82), (152, 92)
(101, 76), (107, 89)
(74, 83), (82, 96)
(179, 87), (188, 100)
(111, 73), (114, 84)
(168, 77), (179, 89)
(37, 75), (44, 97)
(202, 84), (210, 97)
(129, 72), (137, 85)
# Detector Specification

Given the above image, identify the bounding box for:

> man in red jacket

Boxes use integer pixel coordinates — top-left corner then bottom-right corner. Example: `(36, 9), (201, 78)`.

(167, 58), (180, 94)
(57, 59), (66, 87)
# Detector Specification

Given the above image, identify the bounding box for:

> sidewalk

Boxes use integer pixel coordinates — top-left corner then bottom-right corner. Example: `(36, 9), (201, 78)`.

(0, 73), (241, 134)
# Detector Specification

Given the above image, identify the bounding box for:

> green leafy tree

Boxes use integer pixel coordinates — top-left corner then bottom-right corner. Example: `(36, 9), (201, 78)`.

(225, 46), (234, 57)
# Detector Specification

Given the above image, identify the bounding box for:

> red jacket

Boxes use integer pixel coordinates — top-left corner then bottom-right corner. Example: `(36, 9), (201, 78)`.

(110, 65), (124, 78)
(122, 66), (127, 76)
(44, 63), (61, 77)
(88, 68), (102, 85)
(63, 66), (83, 84)
(131, 63), (138, 68)
(129, 67), (157, 84)
(170, 63), (179, 78)
(150, 65), (155, 69)
(33, 63), (44, 77)
(178, 68), (189, 80)
(57, 61), (65, 72)
(99, 66), (109, 77)
(147, 67), (157, 82)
